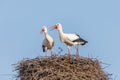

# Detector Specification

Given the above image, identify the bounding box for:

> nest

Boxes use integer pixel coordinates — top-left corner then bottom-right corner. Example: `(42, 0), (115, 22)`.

(15, 55), (109, 80)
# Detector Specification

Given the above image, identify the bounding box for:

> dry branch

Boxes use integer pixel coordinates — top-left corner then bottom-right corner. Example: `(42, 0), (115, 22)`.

(15, 55), (109, 80)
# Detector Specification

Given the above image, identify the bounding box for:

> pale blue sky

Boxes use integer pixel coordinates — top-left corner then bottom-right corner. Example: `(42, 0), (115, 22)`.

(0, 0), (120, 80)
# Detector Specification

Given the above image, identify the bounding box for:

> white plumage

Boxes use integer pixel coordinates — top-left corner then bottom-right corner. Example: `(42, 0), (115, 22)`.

(40, 26), (54, 56)
(50, 23), (87, 57)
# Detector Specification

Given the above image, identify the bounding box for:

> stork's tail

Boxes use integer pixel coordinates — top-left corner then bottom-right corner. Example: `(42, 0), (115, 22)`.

(81, 40), (88, 45)
(42, 45), (46, 52)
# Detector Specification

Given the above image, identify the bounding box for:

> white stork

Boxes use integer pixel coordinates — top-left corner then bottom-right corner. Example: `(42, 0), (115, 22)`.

(50, 23), (87, 57)
(40, 26), (54, 56)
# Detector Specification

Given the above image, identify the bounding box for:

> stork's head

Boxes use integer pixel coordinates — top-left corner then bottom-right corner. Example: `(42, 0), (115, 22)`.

(50, 23), (62, 31)
(40, 26), (47, 34)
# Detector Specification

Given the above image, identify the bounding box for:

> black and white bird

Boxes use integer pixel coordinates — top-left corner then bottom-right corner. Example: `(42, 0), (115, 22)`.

(50, 23), (87, 57)
(40, 26), (54, 56)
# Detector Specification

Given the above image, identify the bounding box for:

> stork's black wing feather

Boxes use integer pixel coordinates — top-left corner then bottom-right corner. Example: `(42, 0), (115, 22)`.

(42, 45), (46, 52)
(72, 34), (88, 45)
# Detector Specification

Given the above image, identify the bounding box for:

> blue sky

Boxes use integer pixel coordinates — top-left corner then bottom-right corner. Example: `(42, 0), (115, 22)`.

(0, 0), (120, 79)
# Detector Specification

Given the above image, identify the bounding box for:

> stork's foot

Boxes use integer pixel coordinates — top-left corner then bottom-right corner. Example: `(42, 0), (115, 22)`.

(68, 53), (71, 59)
(76, 52), (79, 57)
(45, 52), (47, 57)
(50, 53), (54, 57)
(76, 55), (79, 59)
(50, 50), (54, 57)
(76, 48), (79, 58)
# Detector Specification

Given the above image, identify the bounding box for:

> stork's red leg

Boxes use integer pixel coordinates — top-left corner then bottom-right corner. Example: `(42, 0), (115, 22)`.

(76, 47), (79, 58)
(45, 51), (47, 57)
(67, 46), (70, 58)
(51, 49), (53, 56)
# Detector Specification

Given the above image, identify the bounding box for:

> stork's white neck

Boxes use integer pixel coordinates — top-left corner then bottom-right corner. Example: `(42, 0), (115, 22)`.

(58, 28), (63, 33)
(44, 32), (49, 38)
(58, 28), (64, 42)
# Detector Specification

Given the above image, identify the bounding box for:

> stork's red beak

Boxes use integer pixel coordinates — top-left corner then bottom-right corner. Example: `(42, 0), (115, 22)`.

(49, 25), (57, 31)
(40, 30), (43, 34)
(40, 29), (44, 34)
